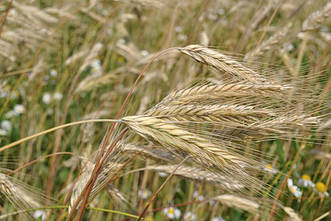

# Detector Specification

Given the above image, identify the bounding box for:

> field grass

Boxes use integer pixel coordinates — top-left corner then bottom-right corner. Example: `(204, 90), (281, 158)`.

(0, 0), (330, 220)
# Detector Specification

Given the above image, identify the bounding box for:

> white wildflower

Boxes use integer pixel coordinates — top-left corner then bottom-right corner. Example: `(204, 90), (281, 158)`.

(184, 212), (197, 221)
(50, 69), (57, 77)
(193, 191), (205, 201)
(1, 120), (12, 131)
(211, 216), (225, 221)
(90, 59), (102, 76)
(218, 8), (225, 16)
(283, 43), (294, 52)
(264, 164), (278, 174)
(287, 178), (302, 198)
(33, 210), (46, 221)
(42, 93), (52, 104)
(163, 207), (181, 219)
(158, 172), (167, 177)
(4, 111), (15, 118)
(177, 34), (187, 41)
(175, 26), (183, 33)
(298, 174), (314, 188)
(118, 38), (126, 45)
(207, 13), (217, 21)
(53, 92), (63, 101)
(141, 50), (149, 56)
(13, 104), (25, 115)
(0, 129), (8, 136)
(138, 189), (151, 199)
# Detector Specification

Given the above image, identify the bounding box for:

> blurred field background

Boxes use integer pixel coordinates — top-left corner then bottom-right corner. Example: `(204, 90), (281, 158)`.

(0, 0), (330, 220)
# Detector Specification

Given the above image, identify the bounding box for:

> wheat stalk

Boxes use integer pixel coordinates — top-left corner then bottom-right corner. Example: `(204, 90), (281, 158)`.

(178, 45), (267, 83)
(302, 2), (331, 32)
(144, 165), (245, 191)
(214, 194), (260, 214)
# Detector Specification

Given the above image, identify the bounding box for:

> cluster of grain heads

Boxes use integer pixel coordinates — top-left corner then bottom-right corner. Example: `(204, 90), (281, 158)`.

(117, 44), (324, 207)
(0, 1), (59, 63)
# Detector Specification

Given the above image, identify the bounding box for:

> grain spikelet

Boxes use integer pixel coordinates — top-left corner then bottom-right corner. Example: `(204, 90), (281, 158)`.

(302, 2), (331, 32)
(283, 207), (302, 221)
(145, 165), (244, 191)
(178, 45), (267, 83)
(149, 82), (289, 109)
(117, 0), (165, 9)
(245, 23), (292, 61)
(123, 144), (178, 162)
(78, 43), (103, 74)
(214, 194), (260, 214)
(13, 1), (58, 24)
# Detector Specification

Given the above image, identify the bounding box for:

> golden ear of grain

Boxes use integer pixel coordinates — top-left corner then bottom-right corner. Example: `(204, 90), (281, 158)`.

(302, 2), (331, 32)
(215, 194), (260, 214)
(244, 23), (292, 61)
(283, 207), (302, 221)
(145, 164), (245, 191)
(122, 115), (266, 193)
(178, 45), (267, 83)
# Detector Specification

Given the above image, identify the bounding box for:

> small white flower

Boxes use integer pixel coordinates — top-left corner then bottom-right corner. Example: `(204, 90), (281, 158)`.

(4, 110), (15, 118)
(287, 178), (302, 198)
(283, 43), (294, 52)
(141, 50), (149, 56)
(158, 172), (167, 177)
(53, 92), (63, 101)
(107, 28), (113, 36)
(211, 216), (225, 221)
(184, 212), (197, 221)
(33, 210), (46, 220)
(118, 38), (126, 45)
(0, 129), (8, 136)
(177, 34), (187, 41)
(208, 199), (217, 206)
(218, 8), (225, 16)
(298, 174), (314, 188)
(50, 69), (57, 77)
(1, 120), (12, 131)
(47, 108), (54, 115)
(42, 93), (52, 104)
(163, 207), (181, 219)
(175, 26), (183, 33)
(13, 104), (25, 115)
(207, 13), (217, 21)
(264, 164), (278, 174)
(90, 59), (102, 76)
(193, 191), (205, 201)
(138, 189), (151, 199)
(0, 5), (6, 12)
